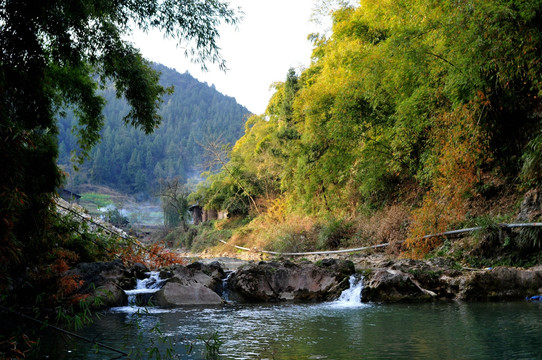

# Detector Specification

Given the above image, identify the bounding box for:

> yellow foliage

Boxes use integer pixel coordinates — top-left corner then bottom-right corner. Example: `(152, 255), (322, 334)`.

(263, 197), (287, 224)
(405, 102), (490, 257)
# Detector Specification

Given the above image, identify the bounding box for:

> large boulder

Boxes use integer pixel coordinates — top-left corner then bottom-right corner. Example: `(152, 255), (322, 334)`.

(154, 280), (223, 306)
(228, 259), (355, 302)
(151, 261), (226, 306)
(199, 257), (249, 271)
(359, 257), (542, 302)
(185, 261), (226, 292)
(360, 257), (468, 302)
(459, 267), (542, 301)
(162, 261), (226, 293)
(93, 282), (127, 308)
(67, 260), (146, 308)
(361, 269), (436, 303)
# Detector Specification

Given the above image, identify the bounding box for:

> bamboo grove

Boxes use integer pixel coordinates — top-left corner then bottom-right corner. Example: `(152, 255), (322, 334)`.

(194, 0), (542, 256)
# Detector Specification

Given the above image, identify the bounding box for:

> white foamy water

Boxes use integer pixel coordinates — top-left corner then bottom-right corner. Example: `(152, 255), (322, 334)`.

(221, 270), (235, 301)
(109, 306), (171, 314)
(123, 288), (160, 296)
(123, 271), (165, 306)
(332, 274), (366, 308)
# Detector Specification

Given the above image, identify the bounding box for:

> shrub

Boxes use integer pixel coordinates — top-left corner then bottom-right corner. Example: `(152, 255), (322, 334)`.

(316, 218), (353, 250)
(405, 103), (489, 258)
(105, 208), (130, 229)
(516, 227), (542, 251)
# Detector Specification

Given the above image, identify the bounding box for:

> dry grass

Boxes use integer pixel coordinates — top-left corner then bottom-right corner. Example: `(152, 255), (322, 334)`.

(190, 172), (526, 262)
(208, 203), (412, 257)
(229, 214), (319, 252)
(348, 205), (410, 255)
(465, 174), (520, 220)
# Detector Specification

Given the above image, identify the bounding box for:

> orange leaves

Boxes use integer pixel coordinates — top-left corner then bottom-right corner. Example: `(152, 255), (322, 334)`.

(46, 248), (87, 304)
(0, 334), (37, 359)
(50, 248), (79, 272)
(52, 258), (70, 275)
(145, 242), (186, 269)
(117, 240), (186, 270)
(58, 275), (87, 304)
(405, 103), (490, 258)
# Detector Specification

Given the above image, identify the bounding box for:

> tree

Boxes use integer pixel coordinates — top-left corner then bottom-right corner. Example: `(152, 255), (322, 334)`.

(267, 68), (300, 124)
(105, 208), (130, 230)
(200, 0), (542, 251)
(0, 0), (240, 287)
(56, 64), (250, 195)
(157, 177), (190, 230)
(200, 135), (262, 215)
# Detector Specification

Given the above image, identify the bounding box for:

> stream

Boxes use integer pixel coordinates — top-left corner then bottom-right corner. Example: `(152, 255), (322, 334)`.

(37, 274), (542, 359)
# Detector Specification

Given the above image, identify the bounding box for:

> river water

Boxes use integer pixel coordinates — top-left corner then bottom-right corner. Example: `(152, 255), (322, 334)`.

(38, 276), (542, 360)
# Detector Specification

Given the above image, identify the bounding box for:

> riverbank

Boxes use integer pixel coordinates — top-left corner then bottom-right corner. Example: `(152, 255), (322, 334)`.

(69, 251), (542, 308)
(4, 252), (541, 358)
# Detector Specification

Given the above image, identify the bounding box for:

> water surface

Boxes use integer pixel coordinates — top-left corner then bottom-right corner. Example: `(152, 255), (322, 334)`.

(39, 300), (542, 359)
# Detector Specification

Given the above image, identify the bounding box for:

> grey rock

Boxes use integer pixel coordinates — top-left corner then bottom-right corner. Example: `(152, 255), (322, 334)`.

(517, 189), (542, 222)
(154, 282), (223, 306)
(228, 260), (355, 302)
(92, 282), (127, 308)
(170, 261), (225, 293)
(361, 269), (435, 303)
(459, 267), (542, 301)
(359, 257), (542, 302)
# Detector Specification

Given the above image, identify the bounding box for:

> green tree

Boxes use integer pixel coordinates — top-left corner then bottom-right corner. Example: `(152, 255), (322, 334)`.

(105, 208), (130, 230)
(0, 0), (240, 288)
(267, 67), (300, 124)
(158, 177), (190, 230)
(201, 136), (262, 215)
(58, 64), (249, 195)
(200, 0), (542, 243)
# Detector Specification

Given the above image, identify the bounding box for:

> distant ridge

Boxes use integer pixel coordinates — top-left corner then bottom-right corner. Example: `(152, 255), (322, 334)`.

(58, 63), (251, 196)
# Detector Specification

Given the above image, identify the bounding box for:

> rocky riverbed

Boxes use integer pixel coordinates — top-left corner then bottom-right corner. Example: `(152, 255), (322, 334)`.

(70, 254), (542, 308)
(356, 256), (542, 302)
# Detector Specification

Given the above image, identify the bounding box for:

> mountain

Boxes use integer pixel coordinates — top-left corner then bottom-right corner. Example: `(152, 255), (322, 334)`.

(58, 63), (251, 196)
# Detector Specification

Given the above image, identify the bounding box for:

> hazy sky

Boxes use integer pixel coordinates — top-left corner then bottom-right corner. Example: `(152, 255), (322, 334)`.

(131, 0), (323, 114)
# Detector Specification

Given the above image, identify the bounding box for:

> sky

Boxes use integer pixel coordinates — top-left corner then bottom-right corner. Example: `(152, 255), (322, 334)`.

(131, 0), (324, 114)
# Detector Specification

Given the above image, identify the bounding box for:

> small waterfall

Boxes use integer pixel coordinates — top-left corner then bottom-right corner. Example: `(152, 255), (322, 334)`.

(124, 271), (165, 306)
(221, 271), (235, 301)
(333, 274), (364, 307)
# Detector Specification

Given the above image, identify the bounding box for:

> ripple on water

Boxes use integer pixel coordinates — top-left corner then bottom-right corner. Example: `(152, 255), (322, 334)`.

(49, 286), (542, 360)
(109, 306), (172, 314)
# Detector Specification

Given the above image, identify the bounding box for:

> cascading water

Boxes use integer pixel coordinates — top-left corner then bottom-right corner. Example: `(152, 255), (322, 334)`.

(221, 271), (235, 301)
(124, 271), (165, 306)
(333, 274), (364, 307)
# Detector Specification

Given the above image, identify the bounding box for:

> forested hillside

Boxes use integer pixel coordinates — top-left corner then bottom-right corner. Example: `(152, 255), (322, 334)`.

(193, 0), (542, 258)
(58, 63), (251, 195)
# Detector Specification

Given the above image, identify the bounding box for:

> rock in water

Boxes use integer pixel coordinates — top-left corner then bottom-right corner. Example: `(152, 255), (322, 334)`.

(67, 260), (142, 308)
(154, 281), (223, 306)
(359, 257), (542, 302)
(228, 260), (355, 302)
(361, 269), (435, 303)
(149, 261), (226, 306)
(459, 267), (542, 301)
